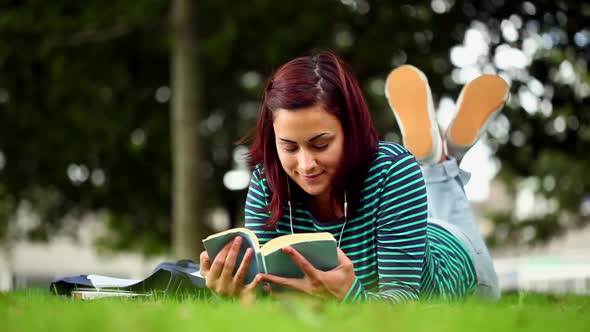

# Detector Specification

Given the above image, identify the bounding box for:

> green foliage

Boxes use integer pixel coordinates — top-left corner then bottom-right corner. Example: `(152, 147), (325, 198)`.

(0, 0), (588, 252)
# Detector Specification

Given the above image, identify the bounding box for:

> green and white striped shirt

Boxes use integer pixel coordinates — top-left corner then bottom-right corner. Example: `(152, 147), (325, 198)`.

(245, 142), (477, 303)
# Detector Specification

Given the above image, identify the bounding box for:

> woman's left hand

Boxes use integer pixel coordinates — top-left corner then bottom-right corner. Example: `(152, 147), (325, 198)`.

(259, 246), (356, 300)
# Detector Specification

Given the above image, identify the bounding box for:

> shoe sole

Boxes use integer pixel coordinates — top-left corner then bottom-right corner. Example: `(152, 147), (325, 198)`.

(385, 65), (438, 162)
(448, 75), (509, 146)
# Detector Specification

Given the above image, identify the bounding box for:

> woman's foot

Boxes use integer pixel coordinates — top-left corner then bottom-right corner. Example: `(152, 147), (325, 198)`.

(385, 65), (443, 165)
(445, 75), (509, 160)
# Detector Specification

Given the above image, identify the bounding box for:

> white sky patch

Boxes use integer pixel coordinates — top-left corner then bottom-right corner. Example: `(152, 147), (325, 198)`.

(576, 83), (590, 99)
(527, 78), (545, 96)
(241, 71), (261, 89)
(67, 164), (90, 185)
(494, 44), (529, 70)
(451, 67), (482, 85)
(539, 99), (553, 117)
(556, 60), (576, 85)
(370, 78), (385, 96)
(522, 36), (541, 57)
(223, 146), (251, 191)
(460, 141), (499, 202)
(450, 28), (489, 69)
(335, 29), (354, 49)
(130, 128), (146, 146)
(436, 96), (456, 131)
(430, 0), (454, 14)
(450, 46), (475, 68)
(515, 180), (536, 220)
(501, 19), (519, 42)
(553, 116), (566, 133)
(223, 169), (250, 191)
(91, 169), (106, 187)
(464, 28), (490, 56)
(574, 29), (590, 48)
(518, 87), (540, 114)
(155, 86), (171, 103)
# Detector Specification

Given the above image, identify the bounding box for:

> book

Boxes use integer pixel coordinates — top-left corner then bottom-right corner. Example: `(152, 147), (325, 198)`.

(71, 289), (152, 300)
(202, 228), (338, 285)
(50, 260), (208, 299)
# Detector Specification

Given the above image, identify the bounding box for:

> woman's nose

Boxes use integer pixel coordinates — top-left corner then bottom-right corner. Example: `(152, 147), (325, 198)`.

(298, 150), (317, 172)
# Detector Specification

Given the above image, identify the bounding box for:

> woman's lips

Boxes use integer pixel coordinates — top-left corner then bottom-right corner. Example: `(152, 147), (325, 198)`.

(301, 172), (324, 183)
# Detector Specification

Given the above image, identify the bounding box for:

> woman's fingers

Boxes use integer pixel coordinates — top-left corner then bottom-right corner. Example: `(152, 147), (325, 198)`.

(233, 247), (254, 287)
(240, 274), (263, 306)
(282, 246), (320, 278)
(262, 283), (272, 295)
(259, 273), (306, 292)
(199, 251), (211, 277)
(336, 247), (354, 268)
(207, 240), (232, 281)
(245, 273), (262, 291)
(220, 237), (243, 282)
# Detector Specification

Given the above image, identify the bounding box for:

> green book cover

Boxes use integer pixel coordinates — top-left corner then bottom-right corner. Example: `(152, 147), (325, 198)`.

(203, 228), (338, 285)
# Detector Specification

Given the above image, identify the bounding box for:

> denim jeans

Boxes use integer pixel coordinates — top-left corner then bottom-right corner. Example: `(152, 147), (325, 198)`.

(421, 157), (501, 300)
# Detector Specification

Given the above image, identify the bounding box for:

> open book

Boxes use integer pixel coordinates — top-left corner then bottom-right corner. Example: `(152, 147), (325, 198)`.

(50, 261), (207, 299)
(202, 228), (338, 285)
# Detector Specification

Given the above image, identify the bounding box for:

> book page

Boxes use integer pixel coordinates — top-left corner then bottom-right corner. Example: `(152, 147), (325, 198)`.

(72, 290), (151, 300)
(260, 232), (335, 256)
(87, 275), (142, 288)
(189, 270), (203, 278)
(203, 227), (260, 248)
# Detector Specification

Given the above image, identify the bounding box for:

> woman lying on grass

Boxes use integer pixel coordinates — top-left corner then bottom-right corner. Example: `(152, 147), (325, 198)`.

(199, 52), (509, 303)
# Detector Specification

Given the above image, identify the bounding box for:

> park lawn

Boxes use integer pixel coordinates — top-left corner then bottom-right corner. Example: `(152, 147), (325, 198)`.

(1, 289), (589, 332)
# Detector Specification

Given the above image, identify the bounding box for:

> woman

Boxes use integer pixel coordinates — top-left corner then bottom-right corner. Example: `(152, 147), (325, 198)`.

(199, 52), (508, 303)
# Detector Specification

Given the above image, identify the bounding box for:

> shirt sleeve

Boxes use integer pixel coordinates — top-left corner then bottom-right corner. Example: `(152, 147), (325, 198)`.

(244, 167), (280, 246)
(342, 152), (428, 303)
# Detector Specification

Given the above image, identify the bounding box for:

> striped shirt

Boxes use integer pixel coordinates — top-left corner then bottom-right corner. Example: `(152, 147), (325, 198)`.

(245, 142), (477, 303)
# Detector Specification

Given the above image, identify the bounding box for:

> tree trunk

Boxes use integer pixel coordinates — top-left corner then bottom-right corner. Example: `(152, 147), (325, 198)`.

(170, 0), (204, 259)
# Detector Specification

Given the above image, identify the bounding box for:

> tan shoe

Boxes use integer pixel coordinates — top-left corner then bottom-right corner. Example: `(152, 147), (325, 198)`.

(446, 75), (509, 160)
(385, 65), (442, 164)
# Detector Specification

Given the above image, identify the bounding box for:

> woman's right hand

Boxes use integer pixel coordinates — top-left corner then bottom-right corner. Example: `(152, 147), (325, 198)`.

(199, 236), (262, 300)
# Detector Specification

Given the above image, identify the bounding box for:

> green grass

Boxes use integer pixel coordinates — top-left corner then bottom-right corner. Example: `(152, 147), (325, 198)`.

(1, 289), (589, 332)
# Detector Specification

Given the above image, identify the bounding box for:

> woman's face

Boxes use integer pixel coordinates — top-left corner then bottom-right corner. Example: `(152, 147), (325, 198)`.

(273, 104), (345, 201)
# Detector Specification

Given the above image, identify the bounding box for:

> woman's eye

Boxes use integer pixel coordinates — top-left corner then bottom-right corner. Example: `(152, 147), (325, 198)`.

(285, 147), (298, 153)
(283, 144), (327, 153)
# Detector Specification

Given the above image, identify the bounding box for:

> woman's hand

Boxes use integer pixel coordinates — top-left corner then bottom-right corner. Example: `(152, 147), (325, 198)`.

(259, 247), (356, 300)
(199, 237), (262, 300)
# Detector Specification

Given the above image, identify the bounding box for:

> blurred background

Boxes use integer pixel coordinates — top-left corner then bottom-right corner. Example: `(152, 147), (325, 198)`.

(0, 0), (589, 295)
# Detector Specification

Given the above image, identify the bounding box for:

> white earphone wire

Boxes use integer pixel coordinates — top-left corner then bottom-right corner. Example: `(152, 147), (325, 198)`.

(287, 179), (348, 247)
(287, 179), (294, 235)
(337, 191), (348, 247)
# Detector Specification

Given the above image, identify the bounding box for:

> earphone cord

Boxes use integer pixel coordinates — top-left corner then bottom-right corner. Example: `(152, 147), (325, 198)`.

(337, 191), (348, 247)
(287, 180), (347, 247)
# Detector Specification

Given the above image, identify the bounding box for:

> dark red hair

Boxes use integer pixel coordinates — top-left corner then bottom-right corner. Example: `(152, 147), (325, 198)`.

(245, 52), (378, 228)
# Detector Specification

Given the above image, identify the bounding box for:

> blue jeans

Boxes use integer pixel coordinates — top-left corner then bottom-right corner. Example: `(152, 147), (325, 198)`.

(421, 157), (501, 300)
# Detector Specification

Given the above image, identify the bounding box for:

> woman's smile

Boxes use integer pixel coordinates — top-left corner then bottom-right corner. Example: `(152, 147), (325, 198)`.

(300, 171), (325, 183)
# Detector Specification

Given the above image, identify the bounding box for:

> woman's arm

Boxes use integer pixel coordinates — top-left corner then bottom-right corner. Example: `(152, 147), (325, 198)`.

(343, 152), (428, 303)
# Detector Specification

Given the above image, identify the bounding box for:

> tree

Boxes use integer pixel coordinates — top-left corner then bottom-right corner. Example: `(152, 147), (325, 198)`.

(0, 0), (588, 254)
(170, 0), (205, 258)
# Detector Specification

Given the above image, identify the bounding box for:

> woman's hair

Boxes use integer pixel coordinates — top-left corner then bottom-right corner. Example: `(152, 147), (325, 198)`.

(245, 51), (378, 228)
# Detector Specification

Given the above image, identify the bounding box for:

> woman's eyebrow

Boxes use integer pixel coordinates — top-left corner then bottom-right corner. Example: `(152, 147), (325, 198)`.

(277, 133), (330, 144)
(308, 133), (330, 142)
